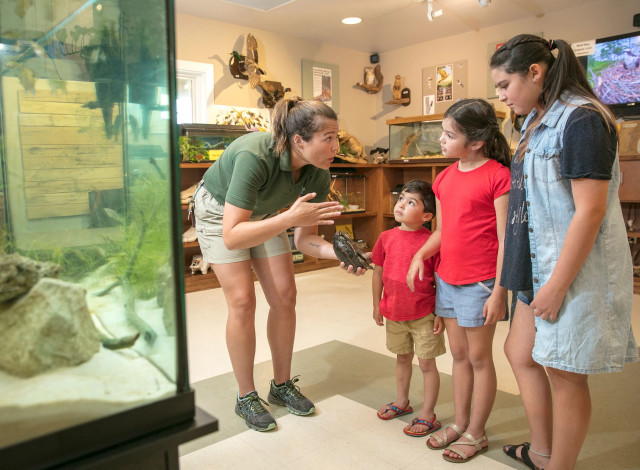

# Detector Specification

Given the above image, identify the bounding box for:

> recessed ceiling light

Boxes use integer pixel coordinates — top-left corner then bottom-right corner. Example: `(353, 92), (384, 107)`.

(341, 17), (362, 25)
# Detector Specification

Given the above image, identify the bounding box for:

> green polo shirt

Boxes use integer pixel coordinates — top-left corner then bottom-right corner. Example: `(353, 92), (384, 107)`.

(202, 132), (330, 215)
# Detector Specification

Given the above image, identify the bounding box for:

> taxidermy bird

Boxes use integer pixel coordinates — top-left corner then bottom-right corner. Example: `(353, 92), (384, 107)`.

(622, 49), (639, 71)
(245, 33), (265, 88)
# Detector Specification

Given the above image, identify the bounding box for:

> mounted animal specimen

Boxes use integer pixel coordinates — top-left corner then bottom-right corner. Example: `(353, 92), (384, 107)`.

(355, 64), (383, 94)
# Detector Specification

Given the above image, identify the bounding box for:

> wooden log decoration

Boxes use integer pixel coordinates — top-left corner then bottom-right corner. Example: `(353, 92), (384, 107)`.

(385, 74), (411, 106)
(355, 64), (383, 94)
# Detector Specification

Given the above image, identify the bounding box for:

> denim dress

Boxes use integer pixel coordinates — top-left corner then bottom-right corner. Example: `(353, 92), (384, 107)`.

(522, 93), (638, 374)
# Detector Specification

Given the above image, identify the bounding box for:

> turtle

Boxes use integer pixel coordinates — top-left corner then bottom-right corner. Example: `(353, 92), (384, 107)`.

(333, 231), (373, 270)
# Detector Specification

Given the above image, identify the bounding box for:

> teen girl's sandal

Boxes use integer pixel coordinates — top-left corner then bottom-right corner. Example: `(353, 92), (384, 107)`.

(442, 432), (488, 463)
(403, 415), (441, 437)
(503, 442), (548, 470)
(376, 402), (413, 420)
(426, 423), (464, 450)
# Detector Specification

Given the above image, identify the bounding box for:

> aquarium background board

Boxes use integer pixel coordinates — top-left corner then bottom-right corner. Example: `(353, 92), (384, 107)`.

(2, 77), (124, 248)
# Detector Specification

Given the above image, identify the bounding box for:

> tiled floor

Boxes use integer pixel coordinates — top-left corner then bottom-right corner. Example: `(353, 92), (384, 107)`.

(179, 267), (640, 469)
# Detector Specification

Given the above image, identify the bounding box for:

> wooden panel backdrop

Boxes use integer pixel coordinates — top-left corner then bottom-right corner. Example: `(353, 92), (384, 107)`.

(2, 77), (123, 249)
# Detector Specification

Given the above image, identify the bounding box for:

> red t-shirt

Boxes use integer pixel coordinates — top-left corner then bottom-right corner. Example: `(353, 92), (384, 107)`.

(371, 227), (438, 321)
(433, 159), (510, 285)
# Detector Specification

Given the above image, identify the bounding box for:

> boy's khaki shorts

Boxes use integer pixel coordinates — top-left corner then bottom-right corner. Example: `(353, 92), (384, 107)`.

(194, 182), (291, 264)
(385, 314), (446, 360)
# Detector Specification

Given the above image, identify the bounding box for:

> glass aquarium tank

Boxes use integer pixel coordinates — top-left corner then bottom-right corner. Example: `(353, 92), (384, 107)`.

(328, 171), (365, 213)
(179, 123), (248, 162)
(0, 0), (204, 467)
(387, 115), (445, 162)
(387, 113), (506, 162)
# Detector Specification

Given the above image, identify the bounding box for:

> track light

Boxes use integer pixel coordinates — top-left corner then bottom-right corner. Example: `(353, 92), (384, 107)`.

(426, 0), (443, 21)
(478, 0), (490, 7)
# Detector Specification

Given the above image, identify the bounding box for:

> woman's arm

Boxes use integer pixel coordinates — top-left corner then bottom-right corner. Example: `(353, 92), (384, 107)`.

(407, 198), (442, 292)
(293, 225), (368, 276)
(222, 193), (342, 250)
(483, 192), (509, 324)
(530, 178), (608, 321)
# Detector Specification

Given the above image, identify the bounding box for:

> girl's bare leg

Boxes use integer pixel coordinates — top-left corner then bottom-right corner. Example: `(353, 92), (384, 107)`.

(546, 368), (590, 470)
(427, 318), (471, 448)
(504, 300), (552, 469)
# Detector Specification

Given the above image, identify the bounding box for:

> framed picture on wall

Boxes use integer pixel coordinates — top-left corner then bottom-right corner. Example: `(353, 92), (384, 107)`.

(301, 60), (339, 113)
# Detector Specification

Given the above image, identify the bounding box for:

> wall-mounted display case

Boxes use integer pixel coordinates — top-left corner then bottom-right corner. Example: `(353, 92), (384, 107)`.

(0, 0), (216, 468)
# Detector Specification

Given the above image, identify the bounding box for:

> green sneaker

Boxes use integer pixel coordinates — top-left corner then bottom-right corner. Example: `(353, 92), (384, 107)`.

(235, 391), (277, 432)
(267, 376), (315, 416)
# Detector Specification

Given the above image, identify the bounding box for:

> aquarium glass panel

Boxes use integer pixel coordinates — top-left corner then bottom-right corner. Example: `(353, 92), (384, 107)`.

(0, 0), (182, 448)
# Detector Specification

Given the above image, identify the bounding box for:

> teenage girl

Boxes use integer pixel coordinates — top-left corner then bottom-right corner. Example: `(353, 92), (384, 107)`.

(194, 97), (367, 432)
(406, 98), (511, 463)
(490, 34), (637, 470)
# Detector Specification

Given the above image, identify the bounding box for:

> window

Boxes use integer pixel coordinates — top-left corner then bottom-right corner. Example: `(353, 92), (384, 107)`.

(175, 60), (214, 123)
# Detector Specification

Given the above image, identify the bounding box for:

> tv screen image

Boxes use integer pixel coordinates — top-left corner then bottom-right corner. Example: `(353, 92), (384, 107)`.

(582, 32), (640, 116)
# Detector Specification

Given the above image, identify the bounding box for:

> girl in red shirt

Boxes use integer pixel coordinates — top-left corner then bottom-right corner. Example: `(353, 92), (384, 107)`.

(407, 98), (511, 463)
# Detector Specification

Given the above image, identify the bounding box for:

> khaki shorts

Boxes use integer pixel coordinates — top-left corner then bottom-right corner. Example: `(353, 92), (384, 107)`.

(386, 314), (446, 360)
(193, 182), (291, 264)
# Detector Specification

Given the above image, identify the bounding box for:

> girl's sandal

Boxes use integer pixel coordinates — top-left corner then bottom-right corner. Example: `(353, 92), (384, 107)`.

(426, 423), (464, 450)
(442, 432), (488, 463)
(503, 442), (548, 470)
(403, 415), (441, 437)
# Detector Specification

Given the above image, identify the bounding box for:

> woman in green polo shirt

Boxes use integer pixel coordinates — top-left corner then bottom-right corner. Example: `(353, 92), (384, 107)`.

(193, 97), (366, 432)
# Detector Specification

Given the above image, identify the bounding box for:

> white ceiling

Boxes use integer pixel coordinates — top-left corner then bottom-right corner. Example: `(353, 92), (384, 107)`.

(174, 0), (592, 53)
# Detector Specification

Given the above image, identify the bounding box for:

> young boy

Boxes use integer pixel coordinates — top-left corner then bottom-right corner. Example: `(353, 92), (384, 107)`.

(371, 179), (445, 437)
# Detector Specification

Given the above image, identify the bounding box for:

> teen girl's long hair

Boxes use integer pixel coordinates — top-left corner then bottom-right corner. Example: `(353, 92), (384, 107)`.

(271, 96), (338, 157)
(490, 34), (615, 160)
(444, 98), (512, 169)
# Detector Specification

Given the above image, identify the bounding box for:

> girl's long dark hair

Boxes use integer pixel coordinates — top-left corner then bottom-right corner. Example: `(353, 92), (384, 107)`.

(444, 98), (512, 168)
(271, 96), (338, 157)
(490, 34), (615, 160)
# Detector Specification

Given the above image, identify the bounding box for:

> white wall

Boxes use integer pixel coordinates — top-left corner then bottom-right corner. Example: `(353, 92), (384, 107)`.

(176, 0), (638, 152)
(175, 13), (374, 147)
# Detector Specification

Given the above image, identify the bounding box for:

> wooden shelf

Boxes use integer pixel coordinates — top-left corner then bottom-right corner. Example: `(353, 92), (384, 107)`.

(183, 258), (339, 293)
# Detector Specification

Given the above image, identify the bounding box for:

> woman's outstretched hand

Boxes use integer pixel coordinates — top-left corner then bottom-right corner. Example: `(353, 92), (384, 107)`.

(338, 250), (372, 276)
(288, 193), (343, 227)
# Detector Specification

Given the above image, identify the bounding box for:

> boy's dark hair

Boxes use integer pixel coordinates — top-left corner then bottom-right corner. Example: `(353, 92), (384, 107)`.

(402, 179), (436, 215)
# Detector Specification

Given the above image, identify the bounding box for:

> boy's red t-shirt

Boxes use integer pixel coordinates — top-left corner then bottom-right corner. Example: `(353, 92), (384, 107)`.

(433, 159), (511, 285)
(371, 227), (438, 322)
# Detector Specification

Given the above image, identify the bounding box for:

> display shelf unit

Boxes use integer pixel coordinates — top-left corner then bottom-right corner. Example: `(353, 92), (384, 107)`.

(619, 154), (640, 294)
(318, 162), (457, 250)
(180, 162), (339, 293)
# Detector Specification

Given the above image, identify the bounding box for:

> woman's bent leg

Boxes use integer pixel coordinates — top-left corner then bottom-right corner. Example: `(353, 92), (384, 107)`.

(252, 253), (297, 384)
(213, 260), (258, 396)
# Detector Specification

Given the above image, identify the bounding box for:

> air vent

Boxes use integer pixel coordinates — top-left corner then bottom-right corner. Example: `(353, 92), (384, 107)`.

(219, 0), (297, 12)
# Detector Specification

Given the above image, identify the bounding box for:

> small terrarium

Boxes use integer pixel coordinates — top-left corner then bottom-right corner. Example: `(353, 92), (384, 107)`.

(328, 172), (365, 213)
(179, 124), (249, 162)
(388, 117), (444, 162)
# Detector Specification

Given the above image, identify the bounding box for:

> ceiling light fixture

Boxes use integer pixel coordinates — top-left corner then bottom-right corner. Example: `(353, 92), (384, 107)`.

(478, 0), (490, 7)
(341, 17), (362, 25)
(425, 0), (443, 22)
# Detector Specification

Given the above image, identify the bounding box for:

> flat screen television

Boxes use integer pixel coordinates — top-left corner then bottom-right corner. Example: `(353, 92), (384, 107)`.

(578, 31), (640, 118)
